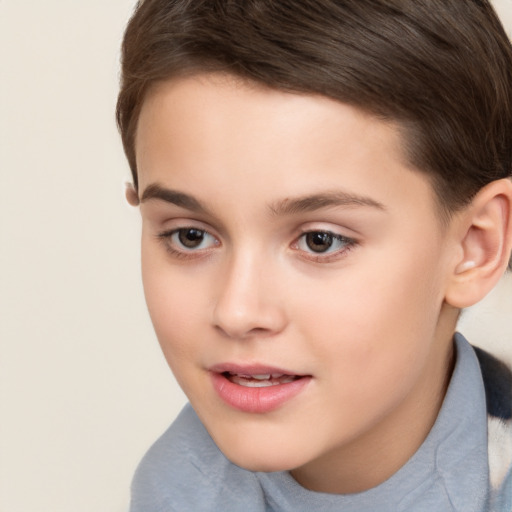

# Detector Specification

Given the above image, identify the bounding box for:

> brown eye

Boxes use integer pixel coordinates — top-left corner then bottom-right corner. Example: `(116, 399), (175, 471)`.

(295, 230), (355, 259)
(158, 226), (219, 257)
(177, 228), (206, 248)
(305, 231), (334, 253)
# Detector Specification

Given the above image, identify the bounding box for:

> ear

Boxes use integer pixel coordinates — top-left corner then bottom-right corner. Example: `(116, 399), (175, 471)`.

(445, 178), (512, 309)
(125, 182), (140, 206)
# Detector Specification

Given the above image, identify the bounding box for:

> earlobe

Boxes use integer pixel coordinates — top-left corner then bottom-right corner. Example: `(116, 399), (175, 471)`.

(125, 182), (140, 206)
(445, 179), (512, 309)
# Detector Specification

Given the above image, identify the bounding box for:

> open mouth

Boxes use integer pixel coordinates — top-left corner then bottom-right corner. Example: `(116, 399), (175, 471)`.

(211, 367), (312, 412)
(223, 372), (302, 388)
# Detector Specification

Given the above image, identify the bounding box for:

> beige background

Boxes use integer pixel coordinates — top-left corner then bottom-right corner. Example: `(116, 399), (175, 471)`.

(1, 1), (511, 511)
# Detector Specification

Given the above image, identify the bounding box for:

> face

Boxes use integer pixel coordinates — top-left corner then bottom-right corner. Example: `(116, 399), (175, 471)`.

(135, 74), (458, 492)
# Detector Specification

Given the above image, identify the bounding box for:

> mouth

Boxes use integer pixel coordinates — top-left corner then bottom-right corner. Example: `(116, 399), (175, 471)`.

(223, 372), (302, 387)
(210, 364), (311, 413)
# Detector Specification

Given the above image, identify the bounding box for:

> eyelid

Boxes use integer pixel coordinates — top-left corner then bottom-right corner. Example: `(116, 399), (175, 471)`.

(155, 217), (219, 238)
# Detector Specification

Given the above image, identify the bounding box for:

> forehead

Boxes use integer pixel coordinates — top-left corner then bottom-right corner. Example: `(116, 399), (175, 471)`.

(135, 74), (440, 222)
(136, 73), (402, 169)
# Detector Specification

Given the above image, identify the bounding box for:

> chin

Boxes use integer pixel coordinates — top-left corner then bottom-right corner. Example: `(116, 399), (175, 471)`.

(217, 440), (303, 473)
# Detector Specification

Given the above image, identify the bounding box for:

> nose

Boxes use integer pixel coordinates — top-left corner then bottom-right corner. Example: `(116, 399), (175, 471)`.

(212, 251), (287, 339)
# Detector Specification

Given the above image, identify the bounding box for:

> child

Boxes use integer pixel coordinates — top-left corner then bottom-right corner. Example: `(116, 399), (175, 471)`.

(117, 1), (512, 510)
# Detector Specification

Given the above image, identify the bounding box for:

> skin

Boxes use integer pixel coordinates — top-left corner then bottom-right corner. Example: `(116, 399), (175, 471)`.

(133, 73), (465, 494)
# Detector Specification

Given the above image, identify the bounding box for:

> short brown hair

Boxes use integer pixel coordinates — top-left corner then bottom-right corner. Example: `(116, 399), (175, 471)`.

(117, 0), (512, 217)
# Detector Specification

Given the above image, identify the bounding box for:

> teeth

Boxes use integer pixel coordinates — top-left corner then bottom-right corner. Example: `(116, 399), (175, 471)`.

(227, 373), (299, 387)
(228, 373), (273, 380)
(227, 372), (285, 380)
(237, 379), (274, 388)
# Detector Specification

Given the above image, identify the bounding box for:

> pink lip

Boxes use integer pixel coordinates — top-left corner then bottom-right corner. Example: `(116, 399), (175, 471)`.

(209, 363), (311, 414)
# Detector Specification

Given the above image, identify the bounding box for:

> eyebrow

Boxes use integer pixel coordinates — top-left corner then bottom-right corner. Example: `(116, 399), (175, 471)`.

(140, 183), (209, 214)
(140, 183), (386, 217)
(268, 191), (386, 216)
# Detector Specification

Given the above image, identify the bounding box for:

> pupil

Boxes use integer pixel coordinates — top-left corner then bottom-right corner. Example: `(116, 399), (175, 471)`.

(178, 228), (204, 248)
(306, 232), (333, 252)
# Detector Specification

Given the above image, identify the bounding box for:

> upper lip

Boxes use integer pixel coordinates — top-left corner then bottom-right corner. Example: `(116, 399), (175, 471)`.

(209, 363), (307, 377)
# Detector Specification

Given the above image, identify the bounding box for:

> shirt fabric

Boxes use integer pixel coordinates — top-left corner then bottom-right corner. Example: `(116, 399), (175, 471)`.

(130, 333), (491, 512)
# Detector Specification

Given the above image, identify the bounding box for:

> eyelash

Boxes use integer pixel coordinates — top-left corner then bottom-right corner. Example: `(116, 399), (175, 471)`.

(157, 227), (219, 260)
(156, 227), (357, 263)
(293, 230), (357, 263)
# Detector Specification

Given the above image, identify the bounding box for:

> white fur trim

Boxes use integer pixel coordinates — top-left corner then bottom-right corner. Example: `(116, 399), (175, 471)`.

(488, 416), (512, 490)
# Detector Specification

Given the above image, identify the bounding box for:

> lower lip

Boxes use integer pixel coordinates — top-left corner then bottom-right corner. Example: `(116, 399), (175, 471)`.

(210, 373), (311, 413)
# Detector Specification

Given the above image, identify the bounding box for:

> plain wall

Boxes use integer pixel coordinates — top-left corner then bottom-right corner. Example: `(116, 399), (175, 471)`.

(0, 1), (511, 511)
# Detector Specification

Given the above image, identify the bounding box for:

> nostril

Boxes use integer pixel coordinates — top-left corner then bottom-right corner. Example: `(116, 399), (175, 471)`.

(213, 323), (272, 339)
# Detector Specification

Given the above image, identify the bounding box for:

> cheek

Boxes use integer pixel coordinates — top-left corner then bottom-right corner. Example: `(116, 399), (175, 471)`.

(296, 252), (444, 401)
(141, 243), (206, 365)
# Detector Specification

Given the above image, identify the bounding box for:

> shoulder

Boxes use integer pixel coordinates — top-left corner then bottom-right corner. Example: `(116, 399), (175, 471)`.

(130, 404), (266, 512)
(471, 339), (512, 511)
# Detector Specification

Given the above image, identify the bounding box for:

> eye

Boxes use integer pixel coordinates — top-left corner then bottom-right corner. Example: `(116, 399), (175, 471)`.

(175, 228), (210, 249)
(158, 227), (219, 254)
(296, 230), (354, 255)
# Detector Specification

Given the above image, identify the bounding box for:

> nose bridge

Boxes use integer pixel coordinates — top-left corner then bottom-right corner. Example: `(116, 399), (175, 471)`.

(212, 244), (285, 338)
